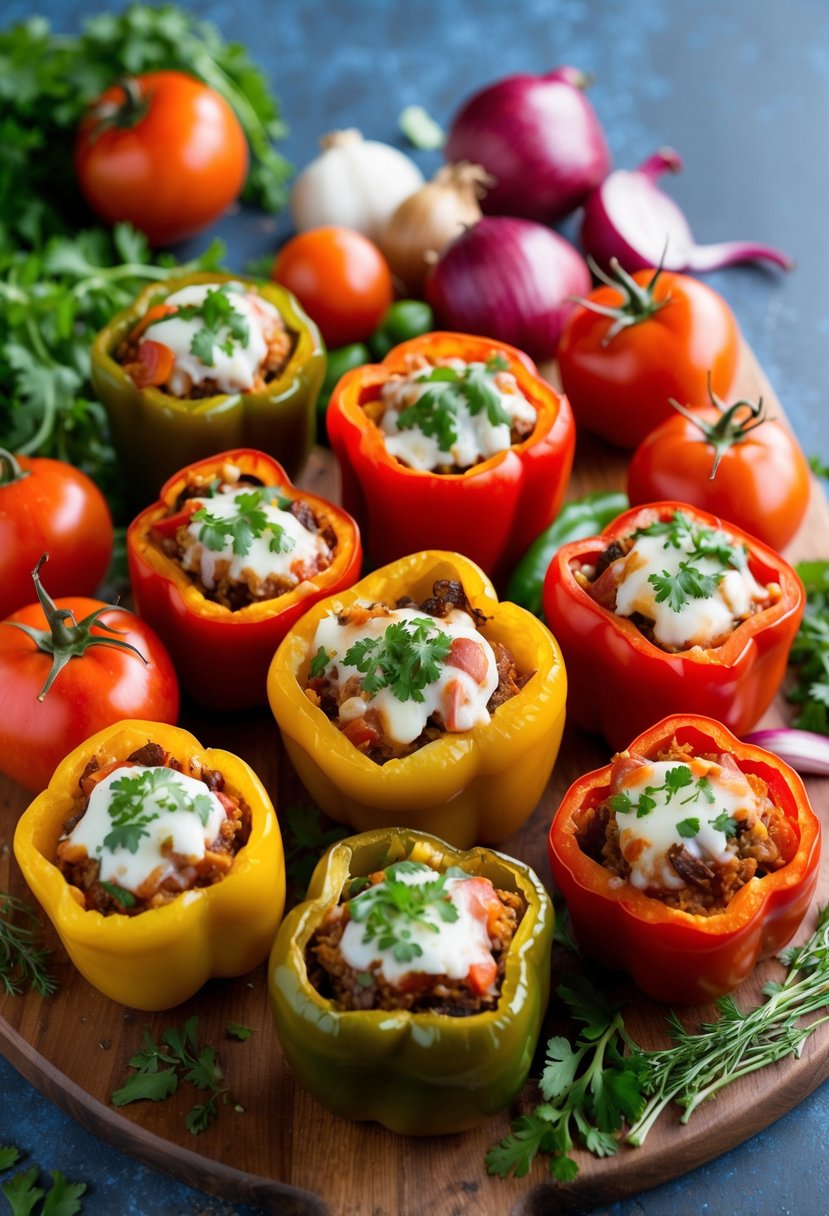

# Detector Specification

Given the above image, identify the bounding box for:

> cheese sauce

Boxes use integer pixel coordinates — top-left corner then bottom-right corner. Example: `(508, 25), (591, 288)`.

(142, 283), (280, 395)
(66, 766), (228, 895)
(378, 359), (537, 471)
(312, 603), (498, 744)
(614, 758), (761, 892)
(339, 864), (497, 985)
(181, 486), (331, 591)
(613, 530), (770, 650)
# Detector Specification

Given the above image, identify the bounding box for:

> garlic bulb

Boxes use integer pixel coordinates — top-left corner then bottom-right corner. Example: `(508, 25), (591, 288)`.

(290, 129), (424, 244)
(380, 162), (493, 296)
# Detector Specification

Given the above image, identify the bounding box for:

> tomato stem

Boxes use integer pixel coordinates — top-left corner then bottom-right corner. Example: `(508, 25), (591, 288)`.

(0, 448), (30, 487)
(570, 256), (671, 344)
(2, 555), (147, 700)
(85, 76), (151, 139)
(669, 374), (773, 479)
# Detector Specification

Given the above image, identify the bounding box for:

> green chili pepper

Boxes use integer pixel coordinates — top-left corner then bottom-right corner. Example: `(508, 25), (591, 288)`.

(369, 300), (434, 358)
(316, 342), (371, 444)
(506, 489), (629, 617)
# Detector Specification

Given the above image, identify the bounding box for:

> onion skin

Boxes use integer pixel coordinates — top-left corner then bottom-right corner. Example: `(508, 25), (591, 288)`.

(445, 67), (611, 224)
(581, 148), (794, 273)
(425, 217), (591, 362)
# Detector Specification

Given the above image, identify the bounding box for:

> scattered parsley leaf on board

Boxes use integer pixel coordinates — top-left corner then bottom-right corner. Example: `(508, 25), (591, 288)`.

(1, 1166), (44, 1216)
(226, 1023), (253, 1041)
(0, 1148), (21, 1173)
(39, 1172), (87, 1216)
(282, 804), (349, 903)
(789, 560), (829, 733)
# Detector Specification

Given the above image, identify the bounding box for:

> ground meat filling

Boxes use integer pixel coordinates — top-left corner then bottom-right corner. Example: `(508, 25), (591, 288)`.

(306, 864), (525, 1014)
(152, 470), (337, 611)
(305, 579), (530, 764)
(56, 743), (251, 917)
(575, 739), (797, 917)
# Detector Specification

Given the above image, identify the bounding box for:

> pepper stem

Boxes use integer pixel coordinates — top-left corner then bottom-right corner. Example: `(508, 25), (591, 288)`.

(669, 373), (774, 479)
(3, 554), (148, 701)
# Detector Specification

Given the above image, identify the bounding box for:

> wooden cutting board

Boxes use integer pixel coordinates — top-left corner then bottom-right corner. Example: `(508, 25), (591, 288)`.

(1, 342), (827, 1216)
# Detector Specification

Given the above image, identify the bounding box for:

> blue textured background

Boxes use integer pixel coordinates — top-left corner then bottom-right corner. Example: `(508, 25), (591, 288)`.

(3, 0), (829, 1212)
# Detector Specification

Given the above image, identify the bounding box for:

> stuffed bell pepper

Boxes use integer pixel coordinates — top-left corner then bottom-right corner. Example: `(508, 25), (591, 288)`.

(127, 448), (362, 709)
(542, 501), (804, 750)
(267, 550), (567, 848)
(91, 272), (325, 506)
(326, 332), (574, 583)
(14, 720), (285, 1010)
(548, 715), (820, 1004)
(270, 827), (554, 1135)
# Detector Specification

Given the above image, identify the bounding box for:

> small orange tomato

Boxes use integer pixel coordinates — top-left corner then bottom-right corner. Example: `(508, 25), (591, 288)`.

(271, 226), (393, 347)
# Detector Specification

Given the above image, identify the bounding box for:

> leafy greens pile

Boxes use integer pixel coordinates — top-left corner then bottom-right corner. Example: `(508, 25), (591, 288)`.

(0, 4), (292, 512)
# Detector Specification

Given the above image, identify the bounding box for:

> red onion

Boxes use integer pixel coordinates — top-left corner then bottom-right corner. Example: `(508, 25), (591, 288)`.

(581, 148), (793, 273)
(425, 216), (591, 361)
(445, 67), (611, 224)
(742, 729), (829, 775)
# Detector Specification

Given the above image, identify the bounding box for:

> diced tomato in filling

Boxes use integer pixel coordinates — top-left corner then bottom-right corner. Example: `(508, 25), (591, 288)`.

(341, 717), (381, 750)
(125, 339), (176, 388)
(442, 679), (471, 731)
(467, 959), (498, 995)
(446, 635), (488, 683)
(129, 303), (178, 342)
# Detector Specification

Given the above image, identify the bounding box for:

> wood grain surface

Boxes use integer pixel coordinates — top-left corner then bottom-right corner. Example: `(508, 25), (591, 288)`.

(1, 343), (827, 1216)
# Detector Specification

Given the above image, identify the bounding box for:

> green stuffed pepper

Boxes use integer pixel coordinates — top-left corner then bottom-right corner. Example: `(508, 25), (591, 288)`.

(90, 272), (325, 507)
(269, 827), (553, 1136)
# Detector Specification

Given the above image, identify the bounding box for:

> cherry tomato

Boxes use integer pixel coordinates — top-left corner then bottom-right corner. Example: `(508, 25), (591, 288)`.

(271, 226), (394, 347)
(0, 451), (114, 619)
(75, 71), (248, 246)
(0, 594), (180, 793)
(627, 399), (811, 551)
(557, 267), (740, 449)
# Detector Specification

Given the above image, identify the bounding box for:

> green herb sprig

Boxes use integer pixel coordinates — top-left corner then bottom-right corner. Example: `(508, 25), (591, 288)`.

(788, 560), (829, 733)
(0, 1147), (86, 1216)
(282, 804), (349, 904)
(632, 511), (748, 613)
(111, 1016), (244, 1134)
(192, 488), (296, 558)
(0, 893), (57, 997)
(396, 355), (512, 452)
(102, 768), (215, 854)
(150, 283), (250, 367)
(348, 861), (461, 964)
(341, 617), (452, 703)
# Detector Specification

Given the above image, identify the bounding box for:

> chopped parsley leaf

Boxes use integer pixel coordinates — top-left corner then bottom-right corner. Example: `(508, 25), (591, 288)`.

(343, 617), (452, 703)
(192, 488), (296, 559)
(395, 356), (514, 452)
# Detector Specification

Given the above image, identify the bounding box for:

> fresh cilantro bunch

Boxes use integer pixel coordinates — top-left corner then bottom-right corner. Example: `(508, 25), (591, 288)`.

(151, 283), (251, 366)
(633, 511), (748, 613)
(788, 560), (829, 733)
(397, 355), (512, 452)
(348, 861), (461, 964)
(102, 767), (215, 854)
(342, 617), (453, 703)
(192, 487), (295, 558)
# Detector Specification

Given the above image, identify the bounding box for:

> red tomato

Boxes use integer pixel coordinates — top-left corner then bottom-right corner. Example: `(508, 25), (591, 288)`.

(0, 595), (180, 793)
(271, 226), (393, 347)
(0, 452), (114, 618)
(557, 268), (740, 449)
(626, 402), (811, 551)
(75, 71), (248, 246)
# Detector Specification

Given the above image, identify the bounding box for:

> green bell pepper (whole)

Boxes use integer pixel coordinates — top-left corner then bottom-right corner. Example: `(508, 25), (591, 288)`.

(269, 827), (554, 1136)
(90, 272), (326, 507)
(507, 489), (629, 617)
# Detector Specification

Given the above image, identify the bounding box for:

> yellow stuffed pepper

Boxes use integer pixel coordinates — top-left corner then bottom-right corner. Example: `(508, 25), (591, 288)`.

(14, 720), (285, 1010)
(267, 550), (567, 848)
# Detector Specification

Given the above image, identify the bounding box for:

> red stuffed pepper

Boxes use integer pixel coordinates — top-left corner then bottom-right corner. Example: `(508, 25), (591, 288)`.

(127, 448), (362, 709)
(548, 714), (821, 1004)
(542, 501), (804, 750)
(326, 332), (574, 584)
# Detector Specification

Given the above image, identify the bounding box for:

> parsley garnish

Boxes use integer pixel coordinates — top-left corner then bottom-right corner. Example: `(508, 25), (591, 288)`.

(633, 511), (749, 613)
(343, 617), (452, 703)
(348, 861), (461, 964)
(0, 893), (57, 998)
(675, 817), (701, 838)
(192, 488), (296, 559)
(610, 765), (698, 818)
(308, 646), (333, 679)
(112, 1017), (244, 1134)
(396, 355), (513, 452)
(98, 881), (137, 908)
(711, 811), (739, 837)
(151, 283), (250, 367)
(102, 768), (215, 855)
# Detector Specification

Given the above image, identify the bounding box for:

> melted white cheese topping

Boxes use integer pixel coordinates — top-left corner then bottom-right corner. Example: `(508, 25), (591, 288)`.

(182, 486), (330, 591)
(339, 864), (497, 985)
(613, 530), (770, 650)
(378, 359), (537, 471)
(614, 758), (760, 892)
(66, 766), (228, 895)
(312, 603), (498, 745)
(142, 283), (280, 395)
